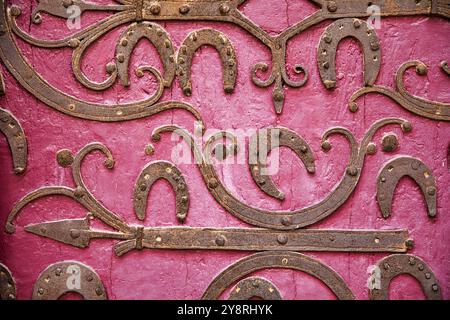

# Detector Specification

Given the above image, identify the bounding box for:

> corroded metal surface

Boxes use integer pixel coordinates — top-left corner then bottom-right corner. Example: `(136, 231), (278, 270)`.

(228, 277), (282, 300)
(369, 254), (442, 300)
(249, 127), (315, 200)
(0, 0), (448, 115)
(0, 263), (16, 300)
(377, 157), (437, 219)
(178, 29), (237, 96)
(152, 118), (413, 229)
(5, 142), (412, 255)
(32, 261), (107, 300)
(317, 18), (380, 89)
(0, 107), (27, 174)
(0, 68), (4, 95)
(202, 251), (355, 300)
(349, 60), (450, 121)
(134, 160), (189, 223)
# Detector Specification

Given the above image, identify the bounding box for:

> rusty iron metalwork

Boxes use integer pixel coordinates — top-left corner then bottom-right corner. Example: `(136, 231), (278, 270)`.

(0, 107), (27, 174)
(0, 263), (16, 300)
(134, 160), (189, 223)
(317, 18), (380, 89)
(441, 60), (450, 75)
(0, 68), (4, 95)
(202, 251), (355, 300)
(228, 277), (282, 300)
(369, 254), (442, 300)
(5, 139), (413, 256)
(0, 0), (448, 116)
(249, 127), (315, 200)
(152, 118), (413, 230)
(350, 60), (450, 121)
(380, 133), (399, 153)
(178, 29), (237, 96)
(377, 157), (437, 219)
(32, 261), (107, 300)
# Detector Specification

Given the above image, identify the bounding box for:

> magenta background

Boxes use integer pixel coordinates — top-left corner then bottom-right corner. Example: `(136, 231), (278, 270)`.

(0, 0), (449, 300)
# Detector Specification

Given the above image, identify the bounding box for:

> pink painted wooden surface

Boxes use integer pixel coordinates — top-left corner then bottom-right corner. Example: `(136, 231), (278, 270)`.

(1, 0), (449, 300)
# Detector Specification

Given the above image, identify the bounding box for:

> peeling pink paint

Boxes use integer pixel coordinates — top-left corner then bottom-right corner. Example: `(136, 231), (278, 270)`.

(0, 0), (449, 300)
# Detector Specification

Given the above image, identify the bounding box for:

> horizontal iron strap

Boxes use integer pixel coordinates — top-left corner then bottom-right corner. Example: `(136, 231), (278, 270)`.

(137, 228), (410, 252)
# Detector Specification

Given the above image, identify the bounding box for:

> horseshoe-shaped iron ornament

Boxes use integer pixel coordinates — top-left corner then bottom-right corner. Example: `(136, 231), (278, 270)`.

(134, 161), (189, 223)
(177, 29), (237, 96)
(202, 251), (355, 300)
(376, 157), (437, 219)
(228, 277), (282, 300)
(32, 261), (107, 300)
(317, 18), (381, 89)
(369, 254), (441, 300)
(249, 127), (315, 200)
(0, 263), (16, 300)
(0, 107), (27, 174)
(115, 22), (176, 88)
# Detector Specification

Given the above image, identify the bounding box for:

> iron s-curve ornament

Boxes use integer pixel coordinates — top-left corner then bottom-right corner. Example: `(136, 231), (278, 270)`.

(0, 0), (449, 117)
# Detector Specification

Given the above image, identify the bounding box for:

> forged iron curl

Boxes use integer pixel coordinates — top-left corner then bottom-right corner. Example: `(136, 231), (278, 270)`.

(152, 118), (413, 230)
(0, 107), (28, 174)
(349, 60), (450, 121)
(376, 157), (437, 219)
(1, 0), (448, 115)
(202, 251), (355, 300)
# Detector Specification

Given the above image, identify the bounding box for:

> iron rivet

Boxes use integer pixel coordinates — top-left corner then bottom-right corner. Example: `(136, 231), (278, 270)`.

(425, 273), (431, 279)
(381, 133), (398, 153)
(219, 3), (230, 15)
(70, 229), (81, 239)
(208, 178), (218, 189)
(10, 5), (22, 17)
(38, 288), (44, 295)
(140, 183), (147, 191)
(353, 19), (362, 28)
(281, 258), (288, 265)
(322, 61), (330, 69)
(321, 140), (331, 152)
(277, 234), (288, 245)
(106, 62), (117, 74)
(149, 3), (161, 15)
(432, 284), (439, 292)
(300, 145), (307, 153)
(281, 216), (292, 226)
(416, 63), (427, 75)
(383, 263), (389, 270)
(418, 264), (424, 271)
(324, 34), (332, 43)
(401, 121), (412, 133)
(370, 41), (379, 51)
(95, 287), (103, 296)
(409, 257), (416, 265)
(366, 143), (377, 155)
(179, 5), (190, 14)
(327, 1), (338, 12)
(405, 239), (414, 249)
(215, 235), (226, 246)
(145, 144), (154, 156)
(252, 280), (260, 288)
(56, 149), (74, 167)
(426, 186), (436, 196)
(346, 165), (358, 176)
(348, 102), (358, 113)
(120, 38), (128, 46)
(411, 160), (420, 170)
(181, 196), (188, 204)
(8, 293), (15, 300)
(68, 38), (80, 48)
(74, 187), (85, 198)
(273, 90), (284, 102)
(116, 54), (125, 63)
(55, 267), (62, 276)
(86, 274), (94, 282)
(63, 0), (73, 8)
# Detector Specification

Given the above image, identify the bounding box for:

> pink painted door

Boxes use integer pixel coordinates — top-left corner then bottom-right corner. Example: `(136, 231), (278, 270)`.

(1, 0), (449, 300)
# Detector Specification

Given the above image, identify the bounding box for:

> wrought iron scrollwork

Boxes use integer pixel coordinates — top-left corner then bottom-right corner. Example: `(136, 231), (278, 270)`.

(0, 107), (27, 174)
